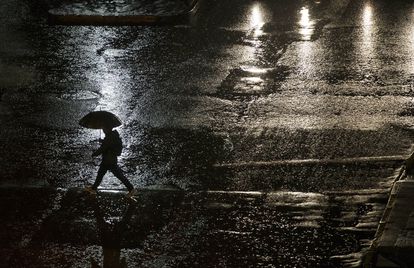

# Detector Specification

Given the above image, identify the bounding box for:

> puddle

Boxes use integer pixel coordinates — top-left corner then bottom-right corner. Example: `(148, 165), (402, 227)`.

(217, 65), (290, 98)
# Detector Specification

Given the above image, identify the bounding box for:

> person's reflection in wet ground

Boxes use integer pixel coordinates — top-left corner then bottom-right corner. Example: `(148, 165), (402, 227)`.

(90, 199), (135, 268)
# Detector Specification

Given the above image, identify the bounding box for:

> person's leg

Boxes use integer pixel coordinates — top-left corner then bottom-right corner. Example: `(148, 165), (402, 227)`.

(92, 165), (108, 190)
(110, 165), (133, 191)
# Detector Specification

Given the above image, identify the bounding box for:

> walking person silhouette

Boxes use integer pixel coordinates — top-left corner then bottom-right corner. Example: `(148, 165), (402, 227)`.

(85, 126), (136, 198)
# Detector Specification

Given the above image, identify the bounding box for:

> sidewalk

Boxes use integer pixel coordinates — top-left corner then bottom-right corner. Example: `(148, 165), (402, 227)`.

(48, 0), (199, 25)
(366, 173), (414, 267)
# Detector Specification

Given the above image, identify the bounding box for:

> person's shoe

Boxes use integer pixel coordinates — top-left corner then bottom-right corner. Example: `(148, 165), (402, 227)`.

(126, 188), (137, 198)
(84, 186), (97, 196)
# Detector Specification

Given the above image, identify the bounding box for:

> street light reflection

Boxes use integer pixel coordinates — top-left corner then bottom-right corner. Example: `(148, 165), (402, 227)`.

(299, 7), (314, 40)
(296, 41), (315, 77)
(299, 7), (310, 27)
(250, 4), (264, 37)
(86, 29), (131, 116)
(362, 3), (373, 27)
(241, 66), (269, 74)
(239, 4), (265, 66)
(360, 2), (375, 66)
(241, 77), (264, 83)
(99, 70), (121, 110)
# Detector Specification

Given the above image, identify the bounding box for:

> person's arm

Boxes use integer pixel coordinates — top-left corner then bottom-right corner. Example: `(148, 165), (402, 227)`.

(92, 138), (110, 157)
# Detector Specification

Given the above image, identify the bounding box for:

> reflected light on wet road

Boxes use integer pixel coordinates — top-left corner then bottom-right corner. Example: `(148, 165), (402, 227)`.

(360, 2), (375, 65)
(98, 64), (125, 112)
(250, 4), (264, 37)
(296, 40), (316, 78)
(238, 3), (268, 86)
(241, 76), (264, 83)
(299, 7), (314, 40)
(78, 28), (132, 118)
(93, 40), (132, 120)
(362, 3), (373, 27)
(241, 66), (268, 74)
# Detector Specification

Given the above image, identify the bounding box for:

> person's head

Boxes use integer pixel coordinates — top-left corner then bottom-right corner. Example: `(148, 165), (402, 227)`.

(102, 126), (113, 135)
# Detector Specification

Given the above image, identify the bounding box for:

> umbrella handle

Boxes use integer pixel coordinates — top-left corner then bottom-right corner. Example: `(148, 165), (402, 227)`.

(99, 107), (102, 140)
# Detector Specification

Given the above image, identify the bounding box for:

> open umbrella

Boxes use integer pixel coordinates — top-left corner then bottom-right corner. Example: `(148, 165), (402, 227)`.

(79, 111), (122, 129)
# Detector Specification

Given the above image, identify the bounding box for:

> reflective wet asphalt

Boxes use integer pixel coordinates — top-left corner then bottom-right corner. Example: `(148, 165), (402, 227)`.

(1, 0), (414, 266)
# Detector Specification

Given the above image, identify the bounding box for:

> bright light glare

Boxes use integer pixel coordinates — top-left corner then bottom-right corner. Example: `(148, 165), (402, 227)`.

(250, 4), (264, 37)
(362, 4), (373, 26)
(241, 66), (269, 74)
(360, 2), (374, 64)
(299, 7), (310, 27)
(299, 7), (314, 40)
(241, 77), (264, 83)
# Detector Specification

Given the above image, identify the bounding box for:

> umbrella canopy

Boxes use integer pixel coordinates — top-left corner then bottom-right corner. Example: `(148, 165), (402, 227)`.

(79, 111), (122, 129)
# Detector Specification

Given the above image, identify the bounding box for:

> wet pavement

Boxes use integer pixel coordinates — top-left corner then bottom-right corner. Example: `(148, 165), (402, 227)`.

(2, 0), (414, 266)
(49, 0), (193, 16)
(0, 186), (390, 267)
(47, 0), (199, 26)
